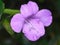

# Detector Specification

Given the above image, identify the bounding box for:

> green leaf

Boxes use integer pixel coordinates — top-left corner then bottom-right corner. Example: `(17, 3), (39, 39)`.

(0, 0), (4, 19)
(2, 19), (14, 36)
(2, 8), (19, 36)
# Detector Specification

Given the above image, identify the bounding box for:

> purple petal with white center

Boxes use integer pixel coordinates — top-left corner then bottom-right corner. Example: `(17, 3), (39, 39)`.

(27, 1), (39, 14)
(20, 4), (32, 18)
(22, 19), (45, 41)
(10, 13), (24, 33)
(35, 9), (52, 27)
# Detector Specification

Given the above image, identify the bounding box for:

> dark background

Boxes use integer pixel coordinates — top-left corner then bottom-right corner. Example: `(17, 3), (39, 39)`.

(0, 0), (60, 45)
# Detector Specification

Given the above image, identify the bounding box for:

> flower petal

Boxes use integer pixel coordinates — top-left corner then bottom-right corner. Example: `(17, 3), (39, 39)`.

(22, 19), (45, 41)
(10, 13), (24, 33)
(27, 1), (39, 14)
(20, 4), (32, 18)
(35, 9), (52, 27)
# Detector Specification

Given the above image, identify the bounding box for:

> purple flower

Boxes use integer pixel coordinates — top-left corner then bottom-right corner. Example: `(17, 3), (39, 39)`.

(10, 1), (52, 41)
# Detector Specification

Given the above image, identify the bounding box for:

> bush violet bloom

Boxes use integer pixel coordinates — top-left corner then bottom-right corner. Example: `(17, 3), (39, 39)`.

(10, 1), (52, 41)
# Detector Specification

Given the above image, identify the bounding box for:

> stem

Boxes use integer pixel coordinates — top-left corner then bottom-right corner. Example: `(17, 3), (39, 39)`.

(3, 9), (20, 15)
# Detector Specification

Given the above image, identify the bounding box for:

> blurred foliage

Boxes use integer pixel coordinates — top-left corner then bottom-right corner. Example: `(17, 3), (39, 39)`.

(38, 0), (45, 3)
(0, 0), (4, 20)
(0, 0), (60, 45)
(55, 0), (60, 14)
(2, 9), (20, 36)
(2, 18), (14, 36)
